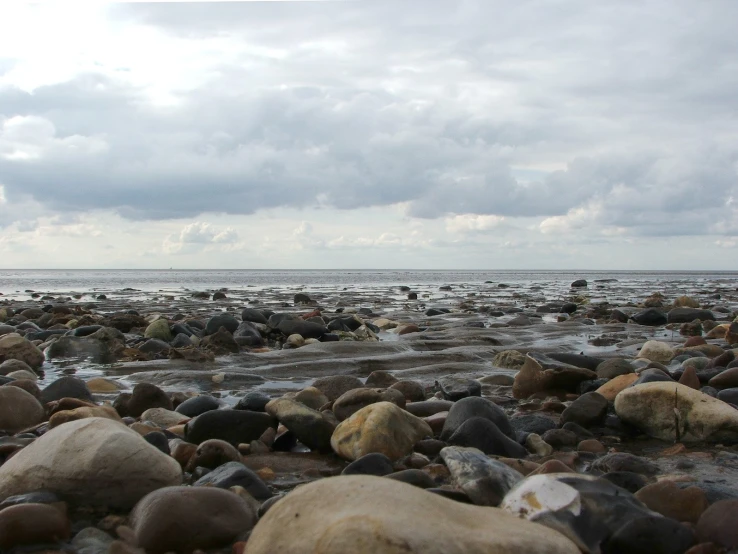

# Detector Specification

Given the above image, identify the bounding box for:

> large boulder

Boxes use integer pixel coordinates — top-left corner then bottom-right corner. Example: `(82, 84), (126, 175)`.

(0, 334), (44, 369)
(130, 486), (257, 554)
(615, 382), (738, 443)
(244, 475), (579, 554)
(667, 308), (715, 324)
(636, 340), (674, 363)
(331, 402), (431, 461)
(0, 418), (182, 509)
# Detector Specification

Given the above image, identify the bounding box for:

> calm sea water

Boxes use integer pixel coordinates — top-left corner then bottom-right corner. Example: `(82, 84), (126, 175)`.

(1, 269), (737, 297)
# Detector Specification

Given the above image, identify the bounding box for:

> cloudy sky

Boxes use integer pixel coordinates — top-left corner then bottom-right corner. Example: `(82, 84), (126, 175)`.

(0, 0), (736, 269)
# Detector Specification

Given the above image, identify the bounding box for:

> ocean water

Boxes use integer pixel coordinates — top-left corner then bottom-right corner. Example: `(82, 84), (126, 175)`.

(1, 268), (737, 298)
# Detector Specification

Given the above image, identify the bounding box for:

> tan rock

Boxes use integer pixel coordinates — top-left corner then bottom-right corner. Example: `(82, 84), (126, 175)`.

(244, 475), (579, 554)
(596, 373), (639, 401)
(637, 340), (674, 363)
(331, 402), (431, 461)
(512, 353), (596, 399)
(86, 378), (126, 393)
(48, 405), (122, 429)
(0, 334), (44, 369)
(0, 386), (44, 432)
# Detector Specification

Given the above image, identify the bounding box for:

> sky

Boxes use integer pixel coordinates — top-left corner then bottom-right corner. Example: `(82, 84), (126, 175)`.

(0, 0), (737, 270)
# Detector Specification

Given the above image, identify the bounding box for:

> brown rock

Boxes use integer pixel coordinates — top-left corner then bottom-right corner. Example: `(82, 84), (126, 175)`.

(170, 439), (199, 469)
(127, 383), (172, 418)
(680, 366), (702, 390)
(528, 459), (576, 475)
(577, 439), (606, 453)
(0, 503), (70, 549)
(333, 388), (406, 421)
(389, 380), (426, 402)
(595, 373), (639, 401)
(423, 412), (447, 435)
(397, 324), (420, 335)
(512, 353), (596, 399)
(185, 439), (242, 472)
(0, 334), (44, 369)
(365, 371), (399, 388)
(684, 543), (726, 554)
(684, 337), (708, 347)
(0, 386), (44, 433)
(4, 379), (42, 401)
(497, 458), (541, 476)
(635, 480), (708, 523)
(48, 405), (122, 429)
(696, 499), (738, 547)
(709, 367), (738, 389)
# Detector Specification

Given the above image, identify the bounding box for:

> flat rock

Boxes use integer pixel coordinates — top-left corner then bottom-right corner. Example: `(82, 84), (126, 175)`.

(513, 352), (597, 399)
(440, 446), (523, 506)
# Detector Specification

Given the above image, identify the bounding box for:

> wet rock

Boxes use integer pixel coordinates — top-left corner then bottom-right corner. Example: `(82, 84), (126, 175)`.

(560, 392), (608, 427)
(175, 395), (220, 417)
(637, 340), (675, 363)
(448, 417), (528, 458)
(292, 386), (330, 410)
(501, 473), (656, 554)
(0, 417), (182, 508)
(511, 414), (558, 436)
(493, 350), (527, 369)
(140, 407), (189, 428)
(235, 391), (272, 412)
(526, 433), (554, 456)
(634, 480), (708, 523)
(440, 446), (523, 506)
(333, 387), (405, 421)
(244, 475), (579, 554)
(385, 468), (435, 488)
(436, 376), (481, 400)
(513, 352), (597, 399)
(342, 452), (395, 476)
(233, 321), (264, 347)
(276, 319), (327, 339)
(130, 486), (258, 554)
(127, 383), (173, 418)
(185, 409), (277, 446)
(139, 338), (171, 354)
(696, 499), (738, 548)
(404, 399), (453, 417)
(365, 370), (398, 388)
(441, 396), (515, 441)
(389, 379), (426, 401)
(201, 326), (239, 353)
(143, 431), (171, 455)
(205, 314), (239, 335)
(668, 308), (715, 324)
(185, 438), (241, 471)
(193, 461), (272, 500)
(265, 397), (336, 452)
(615, 382), (738, 443)
(632, 308), (668, 326)
(0, 334), (44, 369)
(312, 375), (364, 401)
(86, 377), (125, 393)
(604, 515), (695, 554)
(679, 366), (702, 390)
(542, 428), (578, 447)
(241, 308), (268, 325)
(0, 386), (44, 432)
(596, 359), (635, 379)
(48, 404), (122, 428)
(0, 359), (34, 375)
(144, 319), (172, 342)
(41, 376), (93, 403)
(601, 471), (649, 493)
(331, 401), (432, 461)
(708, 367), (738, 389)
(632, 367), (675, 386)
(0, 503), (70, 550)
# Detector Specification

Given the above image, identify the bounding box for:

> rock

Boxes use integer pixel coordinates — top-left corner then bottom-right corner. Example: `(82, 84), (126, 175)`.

(342, 452), (395, 476)
(365, 370), (398, 387)
(513, 352), (597, 399)
(0, 359), (34, 375)
(185, 439), (241, 471)
(526, 433), (554, 456)
(144, 319), (172, 342)
(243, 475), (579, 554)
(501, 473), (656, 554)
(0, 334), (44, 369)
(634, 480), (708, 523)
(175, 395), (220, 417)
(127, 383), (173, 418)
(542, 429), (578, 448)
(233, 321), (264, 347)
(510, 414), (558, 436)
(86, 377), (125, 393)
(292, 387), (330, 410)
(331, 402), (432, 461)
(436, 376), (482, 400)
(41, 376), (93, 403)
(493, 350), (527, 369)
(596, 374), (639, 401)
(312, 375), (364, 401)
(405, 399), (453, 418)
(679, 366), (702, 390)
(440, 446), (523, 506)
(48, 404), (122, 428)
(140, 407), (190, 428)
(139, 338), (171, 354)
(675, 296), (701, 308)
(632, 308), (668, 326)
(447, 417), (528, 458)
(560, 392), (608, 427)
(669, 308), (715, 324)
(205, 313), (239, 335)
(276, 319), (327, 340)
(604, 515), (695, 554)
(265, 397), (335, 452)
(235, 391), (272, 412)
(5, 369), (35, 382)
(590, 452), (660, 476)
(571, 279), (587, 288)
(389, 379), (425, 401)
(186, 409), (277, 445)
(708, 367), (738, 389)
(0, 418), (182, 508)
(0, 503), (70, 550)
(441, 396), (515, 441)
(601, 471), (649, 493)
(193, 461), (272, 500)
(130, 486), (257, 554)
(385, 468), (435, 488)
(615, 382), (738, 443)
(200, 326), (239, 353)
(0, 386), (44, 432)
(596, 359), (634, 379)
(637, 340), (675, 363)
(696, 499), (738, 548)
(241, 308), (268, 325)
(333, 388), (405, 421)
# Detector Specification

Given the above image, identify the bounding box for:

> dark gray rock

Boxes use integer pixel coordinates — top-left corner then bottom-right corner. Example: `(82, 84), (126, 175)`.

(276, 320), (328, 339)
(41, 376), (93, 404)
(631, 308), (667, 326)
(185, 409), (277, 445)
(234, 391), (271, 412)
(175, 395), (220, 417)
(241, 308), (268, 325)
(205, 314), (239, 335)
(510, 414), (558, 436)
(436, 376), (482, 401)
(193, 461), (272, 500)
(447, 417), (528, 458)
(561, 392), (609, 427)
(604, 515), (695, 554)
(667, 308), (715, 324)
(441, 446), (523, 506)
(342, 452), (394, 476)
(441, 396), (515, 441)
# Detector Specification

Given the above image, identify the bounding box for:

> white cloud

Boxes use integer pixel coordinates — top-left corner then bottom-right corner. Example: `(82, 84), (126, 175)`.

(445, 214), (505, 233)
(163, 222), (239, 254)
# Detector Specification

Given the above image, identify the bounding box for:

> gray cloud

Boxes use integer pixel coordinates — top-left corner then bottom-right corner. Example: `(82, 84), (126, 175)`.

(0, 0), (736, 238)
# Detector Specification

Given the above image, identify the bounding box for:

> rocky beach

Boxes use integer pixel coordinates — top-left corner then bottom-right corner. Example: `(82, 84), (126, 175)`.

(1, 270), (738, 553)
